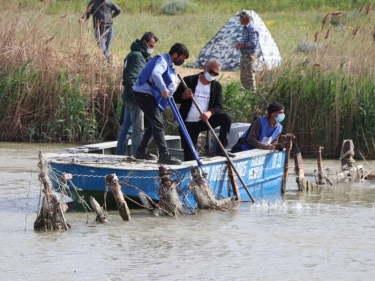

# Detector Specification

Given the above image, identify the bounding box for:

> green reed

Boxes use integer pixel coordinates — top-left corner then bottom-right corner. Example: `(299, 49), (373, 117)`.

(258, 6), (375, 158)
(264, 62), (375, 158)
(2, 0), (375, 159)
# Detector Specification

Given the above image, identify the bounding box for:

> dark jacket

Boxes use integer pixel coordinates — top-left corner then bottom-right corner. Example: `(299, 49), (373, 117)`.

(83, 0), (121, 29)
(173, 73), (223, 121)
(121, 39), (150, 103)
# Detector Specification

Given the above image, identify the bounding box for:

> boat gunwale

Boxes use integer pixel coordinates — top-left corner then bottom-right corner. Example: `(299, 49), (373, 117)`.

(44, 148), (283, 171)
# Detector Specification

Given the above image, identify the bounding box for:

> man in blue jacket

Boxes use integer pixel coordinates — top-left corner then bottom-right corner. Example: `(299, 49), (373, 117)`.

(132, 43), (190, 165)
(78, 0), (122, 62)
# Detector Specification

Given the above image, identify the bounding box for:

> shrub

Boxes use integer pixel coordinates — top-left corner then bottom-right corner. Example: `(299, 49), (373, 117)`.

(161, 0), (196, 15)
(296, 40), (323, 54)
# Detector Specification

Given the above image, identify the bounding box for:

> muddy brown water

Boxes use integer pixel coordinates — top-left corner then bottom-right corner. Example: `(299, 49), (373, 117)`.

(1, 142), (375, 280)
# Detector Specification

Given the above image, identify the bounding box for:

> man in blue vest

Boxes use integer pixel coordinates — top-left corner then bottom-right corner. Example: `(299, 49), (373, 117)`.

(132, 43), (189, 165)
(232, 101), (285, 152)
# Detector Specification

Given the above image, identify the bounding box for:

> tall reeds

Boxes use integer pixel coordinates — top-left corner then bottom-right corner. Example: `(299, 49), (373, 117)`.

(0, 2), (122, 142)
(263, 8), (375, 158)
(2, 0), (375, 158)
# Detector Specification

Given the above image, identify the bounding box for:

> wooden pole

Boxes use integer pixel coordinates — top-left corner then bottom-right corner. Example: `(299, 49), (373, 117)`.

(189, 167), (233, 210)
(340, 139), (355, 168)
(35, 151), (69, 231)
(294, 151), (321, 191)
(227, 163), (240, 200)
(282, 134), (294, 194)
(89, 196), (107, 223)
(105, 174), (131, 221)
(294, 152), (308, 191)
(158, 166), (185, 216)
(316, 145), (326, 185)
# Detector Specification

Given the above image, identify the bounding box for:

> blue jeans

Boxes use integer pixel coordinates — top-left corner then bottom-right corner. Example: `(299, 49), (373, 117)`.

(116, 100), (144, 156)
(94, 26), (113, 58)
(133, 91), (169, 156)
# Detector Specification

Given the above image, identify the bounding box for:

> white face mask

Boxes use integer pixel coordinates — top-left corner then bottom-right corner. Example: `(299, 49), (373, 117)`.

(204, 71), (215, 82)
(147, 48), (154, 54)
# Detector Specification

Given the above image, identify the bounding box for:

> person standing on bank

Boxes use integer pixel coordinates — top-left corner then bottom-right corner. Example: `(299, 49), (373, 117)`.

(174, 58), (234, 161)
(116, 32), (159, 156)
(235, 10), (260, 94)
(78, 0), (122, 62)
(132, 43), (190, 165)
(232, 101), (285, 152)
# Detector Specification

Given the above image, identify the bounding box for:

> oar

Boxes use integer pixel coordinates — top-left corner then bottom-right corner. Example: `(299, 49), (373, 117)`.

(177, 74), (255, 203)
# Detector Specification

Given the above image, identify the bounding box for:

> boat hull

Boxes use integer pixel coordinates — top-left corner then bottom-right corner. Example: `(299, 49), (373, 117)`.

(46, 149), (286, 210)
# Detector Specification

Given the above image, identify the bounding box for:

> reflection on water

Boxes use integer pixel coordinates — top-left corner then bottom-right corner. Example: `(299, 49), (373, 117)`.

(1, 142), (375, 280)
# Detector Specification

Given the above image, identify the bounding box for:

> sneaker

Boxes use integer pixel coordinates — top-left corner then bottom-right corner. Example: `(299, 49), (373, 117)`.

(134, 150), (157, 160)
(158, 154), (182, 165)
(216, 150), (236, 158)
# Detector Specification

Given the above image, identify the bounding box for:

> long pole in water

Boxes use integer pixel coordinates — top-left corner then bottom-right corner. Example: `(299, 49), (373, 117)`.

(177, 74), (255, 203)
(168, 97), (203, 167)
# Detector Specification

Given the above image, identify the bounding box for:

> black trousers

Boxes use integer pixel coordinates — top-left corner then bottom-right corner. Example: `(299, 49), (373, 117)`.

(180, 112), (232, 161)
(133, 91), (169, 156)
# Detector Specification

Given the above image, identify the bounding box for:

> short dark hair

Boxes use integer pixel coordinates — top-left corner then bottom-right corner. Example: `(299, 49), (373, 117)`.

(169, 43), (189, 58)
(141, 32), (159, 43)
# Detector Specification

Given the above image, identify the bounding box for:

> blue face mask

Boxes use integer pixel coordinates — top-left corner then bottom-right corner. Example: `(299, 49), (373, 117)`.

(204, 71), (215, 82)
(275, 113), (285, 123)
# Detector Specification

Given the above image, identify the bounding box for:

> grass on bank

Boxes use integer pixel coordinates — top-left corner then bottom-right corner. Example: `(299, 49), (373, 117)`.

(2, 1), (375, 158)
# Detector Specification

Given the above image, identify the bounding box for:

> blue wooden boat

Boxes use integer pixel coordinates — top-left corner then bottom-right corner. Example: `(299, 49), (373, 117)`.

(44, 137), (287, 210)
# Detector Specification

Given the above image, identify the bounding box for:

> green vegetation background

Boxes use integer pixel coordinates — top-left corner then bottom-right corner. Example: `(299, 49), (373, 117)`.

(1, 0), (375, 158)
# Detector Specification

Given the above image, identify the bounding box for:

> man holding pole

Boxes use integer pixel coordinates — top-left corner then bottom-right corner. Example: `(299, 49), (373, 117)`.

(174, 58), (235, 161)
(132, 43), (190, 165)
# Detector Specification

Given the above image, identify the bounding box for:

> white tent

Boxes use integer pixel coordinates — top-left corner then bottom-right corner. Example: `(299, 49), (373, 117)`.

(190, 10), (282, 71)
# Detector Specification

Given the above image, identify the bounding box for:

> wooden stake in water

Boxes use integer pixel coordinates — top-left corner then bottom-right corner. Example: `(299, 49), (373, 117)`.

(282, 134), (294, 193)
(34, 151), (69, 231)
(316, 145), (326, 185)
(105, 174), (131, 221)
(89, 196), (107, 223)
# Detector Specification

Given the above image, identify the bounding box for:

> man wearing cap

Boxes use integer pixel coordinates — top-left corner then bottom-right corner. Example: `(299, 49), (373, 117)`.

(231, 101), (285, 152)
(235, 10), (260, 94)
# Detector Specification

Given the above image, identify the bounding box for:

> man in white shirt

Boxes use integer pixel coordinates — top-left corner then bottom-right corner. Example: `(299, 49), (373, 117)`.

(174, 59), (234, 161)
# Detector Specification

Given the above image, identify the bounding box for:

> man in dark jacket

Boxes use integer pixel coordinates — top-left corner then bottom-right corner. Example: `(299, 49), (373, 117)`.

(174, 58), (234, 161)
(78, 0), (122, 62)
(116, 32), (158, 156)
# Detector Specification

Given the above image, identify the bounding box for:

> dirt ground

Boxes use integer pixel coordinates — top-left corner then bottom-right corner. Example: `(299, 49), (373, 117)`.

(175, 65), (240, 84)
